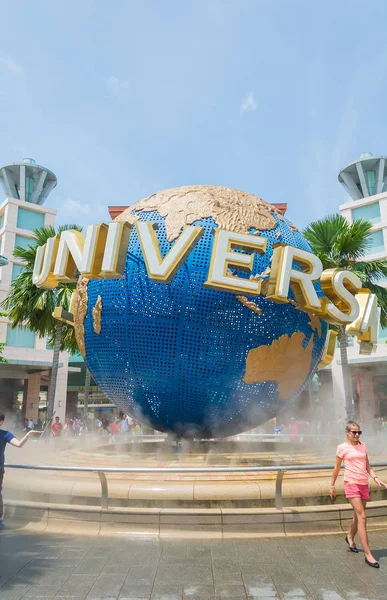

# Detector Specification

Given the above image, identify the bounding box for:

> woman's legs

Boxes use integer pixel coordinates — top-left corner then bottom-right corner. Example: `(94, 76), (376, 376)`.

(348, 510), (358, 546)
(349, 498), (376, 561)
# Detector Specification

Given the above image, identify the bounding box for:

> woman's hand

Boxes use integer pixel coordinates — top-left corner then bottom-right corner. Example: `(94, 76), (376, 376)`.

(374, 477), (387, 489)
(329, 486), (336, 498)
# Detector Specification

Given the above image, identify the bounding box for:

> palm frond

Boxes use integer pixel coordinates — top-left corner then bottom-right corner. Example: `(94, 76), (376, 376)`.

(353, 259), (387, 282)
(304, 213), (386, 328)
(303, 214), (347, 257)
(336, 219), (373, 260)
(1, 223), (83, 352)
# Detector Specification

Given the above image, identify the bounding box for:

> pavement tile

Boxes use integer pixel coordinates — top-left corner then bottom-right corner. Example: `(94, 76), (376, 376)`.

(213, 583), (246, 596)
(85, 596), (119, 600)
(212, 572), (243, 584)
(119, 585), (152, 598)
(57, 578), (97, 599)
(58, 597), (95, 600)
(282, 550), (312, 560)
(338, 593), (378, 600)
(119, 597), (151, 600)
(154, 566), (213, 585)
(186, 547), (212, 559)
(75, 559), (110, 575)
(211, 558), (239, 570)
(210, 545), (237, 557)
(351, 569), (387, 588)
(212, 597), (246, 600)
(242, 575), (275, 586)
(61, 551), (90, 559)
(56, 594), (90, 599)
(15, 568), (73, 586)
(181, 597), (216, 600)
(242, 578), (277, 598)
(275, 584), (312, 599)
(183, 585), (215, 597)
(366, 581), (387, 593)
(299, 570), (341, 586)
(150, 583), (183, 599)
(101, 564), (132, 576)
(268, 568), (302, 585)
(150, 596), (181, 600)
(0, 583), (33, 600)
(240, 569), (273, 579)
(86, 550), (114, 559)
(305, 585), (345, 600)
(126, 565), (157, 585)
(87, 575), (126, 597)
(23, 584), (63, 597)
(244, 588), (277, 598)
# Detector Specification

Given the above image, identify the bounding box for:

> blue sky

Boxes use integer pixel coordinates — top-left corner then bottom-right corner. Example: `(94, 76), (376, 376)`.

(0, 0), (386, 231)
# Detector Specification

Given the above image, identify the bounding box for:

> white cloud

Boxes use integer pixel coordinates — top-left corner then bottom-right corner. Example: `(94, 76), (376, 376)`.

(0, 56), (23, 73)
(240, 92), (257, 115)
(102, 75), (129, 95)
(60, 198), (91, 216)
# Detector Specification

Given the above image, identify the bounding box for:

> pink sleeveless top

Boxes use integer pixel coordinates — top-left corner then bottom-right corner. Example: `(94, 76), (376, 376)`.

(336, 442), (368, 485)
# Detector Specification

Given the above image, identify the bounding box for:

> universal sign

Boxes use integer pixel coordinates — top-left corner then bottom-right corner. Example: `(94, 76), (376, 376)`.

(32, 222), (378, 344)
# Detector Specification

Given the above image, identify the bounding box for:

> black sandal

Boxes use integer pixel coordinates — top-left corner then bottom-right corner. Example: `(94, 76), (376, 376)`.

(365, 557), (379, 568)
(345, 535), (359, 553)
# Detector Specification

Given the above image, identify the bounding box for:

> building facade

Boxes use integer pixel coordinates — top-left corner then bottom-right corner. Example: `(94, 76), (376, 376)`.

(0, 159), (71, 424)
(330, 153), (387, 423)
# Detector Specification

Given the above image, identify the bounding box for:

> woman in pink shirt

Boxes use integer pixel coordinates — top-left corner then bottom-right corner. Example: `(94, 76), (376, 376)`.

(330, 420), (387, 568)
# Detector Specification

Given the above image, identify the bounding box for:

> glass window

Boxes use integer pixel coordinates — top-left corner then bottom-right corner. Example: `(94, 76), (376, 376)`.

(17, 207), (44, 231)
(352, 202), (381, 225)
(14, 235), (33, 251)
(367, 230), (385, 254)
(365, 171), (376, 196)
(11, 264), (24, 281)
(6, 325), (35, 348)
(0, 214), (4, 230)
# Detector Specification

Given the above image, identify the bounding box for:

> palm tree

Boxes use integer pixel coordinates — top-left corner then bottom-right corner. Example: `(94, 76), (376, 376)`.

(0, 312), (8, 363)
(303, 214), (387, 419)
(1, 224), (82, 420)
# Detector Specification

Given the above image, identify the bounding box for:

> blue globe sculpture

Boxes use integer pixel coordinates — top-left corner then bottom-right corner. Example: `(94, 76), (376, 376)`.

(75, 186), (328, 437)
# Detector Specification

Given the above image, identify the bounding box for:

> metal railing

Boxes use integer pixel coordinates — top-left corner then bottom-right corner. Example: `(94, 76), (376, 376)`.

(5, 461), (387, 510)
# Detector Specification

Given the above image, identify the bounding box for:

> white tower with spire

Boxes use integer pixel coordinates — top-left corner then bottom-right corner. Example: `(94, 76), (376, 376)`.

(328, 153), (387, 425)
(0, 158), (68, 424)
(0, 158), (57, 307)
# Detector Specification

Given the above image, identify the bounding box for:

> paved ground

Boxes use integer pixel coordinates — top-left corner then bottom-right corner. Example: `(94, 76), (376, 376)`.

(2, 531), (387, 599)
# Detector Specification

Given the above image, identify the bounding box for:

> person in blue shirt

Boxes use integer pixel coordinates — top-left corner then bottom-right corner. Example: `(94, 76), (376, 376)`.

(0, 411), (39, 529)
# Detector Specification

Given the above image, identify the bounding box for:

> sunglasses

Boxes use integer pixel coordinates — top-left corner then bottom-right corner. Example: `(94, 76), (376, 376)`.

(347, 430), (362, 435)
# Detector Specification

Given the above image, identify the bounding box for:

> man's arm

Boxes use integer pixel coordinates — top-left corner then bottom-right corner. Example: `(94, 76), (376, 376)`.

(9, 430), (41, 448)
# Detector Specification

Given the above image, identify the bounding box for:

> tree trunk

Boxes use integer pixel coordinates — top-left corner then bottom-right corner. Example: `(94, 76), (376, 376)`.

(83, 368), (91, 421)
(338, 324), (353, 420)
(47, 321), (63, 421)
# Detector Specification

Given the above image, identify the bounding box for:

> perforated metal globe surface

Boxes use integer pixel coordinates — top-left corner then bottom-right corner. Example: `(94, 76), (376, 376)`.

(78, 186), (328, 438)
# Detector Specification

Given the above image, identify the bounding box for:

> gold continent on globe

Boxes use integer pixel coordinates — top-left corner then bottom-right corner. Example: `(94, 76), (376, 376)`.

(115, 184), (287, 240)
(244, 332), (315, 401)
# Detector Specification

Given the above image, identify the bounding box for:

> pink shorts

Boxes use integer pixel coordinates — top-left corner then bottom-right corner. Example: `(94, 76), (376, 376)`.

(344, 482), (370, 500)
